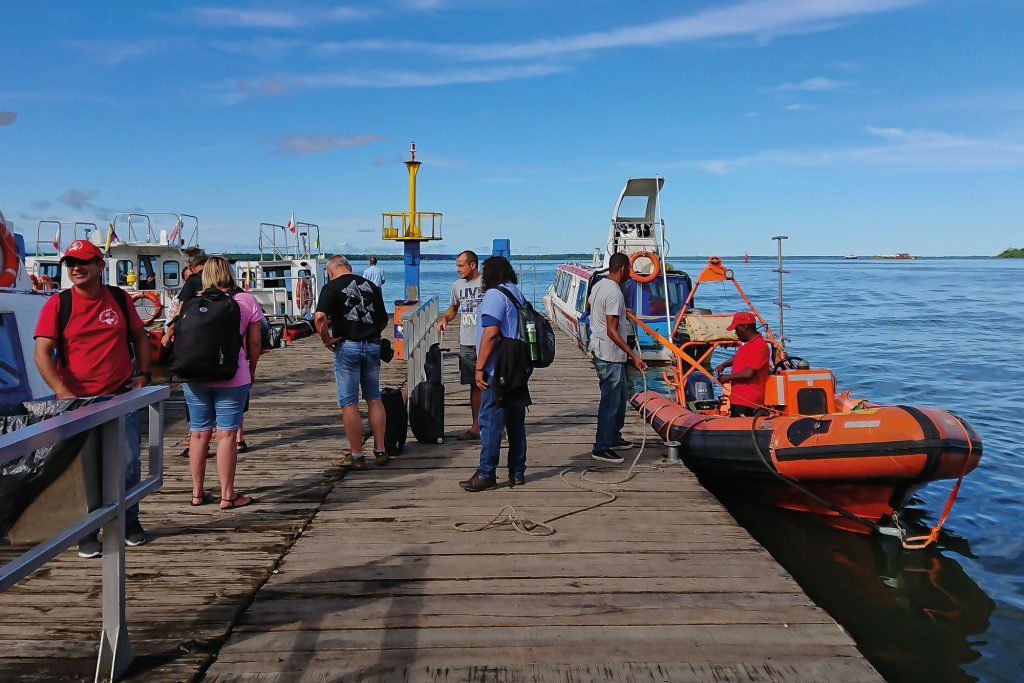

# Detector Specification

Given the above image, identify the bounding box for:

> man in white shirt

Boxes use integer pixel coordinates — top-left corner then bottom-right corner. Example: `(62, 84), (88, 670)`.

(436, 250), (484, 439)
(362, 257), (386, 287)
(588, 252), (646, 463)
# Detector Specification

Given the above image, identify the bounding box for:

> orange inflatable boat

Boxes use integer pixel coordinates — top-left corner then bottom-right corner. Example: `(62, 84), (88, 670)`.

(628, 256), (983, 541)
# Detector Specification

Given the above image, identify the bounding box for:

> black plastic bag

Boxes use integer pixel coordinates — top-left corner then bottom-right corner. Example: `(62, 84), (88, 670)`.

(0, 397), (98, 539)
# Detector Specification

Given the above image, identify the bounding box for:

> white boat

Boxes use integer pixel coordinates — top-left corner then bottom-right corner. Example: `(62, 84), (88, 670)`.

(234, 221), (329, 342)
(542, 178), (694, 365)
(1, 212), (55, 407)
(844, 253), (858, 260)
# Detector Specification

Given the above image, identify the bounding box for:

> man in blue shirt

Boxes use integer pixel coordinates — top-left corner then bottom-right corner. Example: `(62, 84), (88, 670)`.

(459, 256), (528, 492)
(362, 257), (386, 287)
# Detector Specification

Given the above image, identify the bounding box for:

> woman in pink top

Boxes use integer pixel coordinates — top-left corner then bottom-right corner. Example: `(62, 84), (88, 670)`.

(182, 257), (264, 510)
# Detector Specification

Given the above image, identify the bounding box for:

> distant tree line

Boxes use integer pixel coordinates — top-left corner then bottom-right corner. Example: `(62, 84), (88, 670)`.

(223, 252), (593, 261)
(996, 247), (1024, 258)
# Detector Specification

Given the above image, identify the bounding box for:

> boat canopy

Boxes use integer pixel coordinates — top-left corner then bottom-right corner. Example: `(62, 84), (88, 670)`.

(612, 177), (664, 223)
(605, 177), (665, 269)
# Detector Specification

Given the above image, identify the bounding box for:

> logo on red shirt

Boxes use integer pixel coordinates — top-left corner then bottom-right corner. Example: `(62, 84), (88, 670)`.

(98, 308), (119, 326)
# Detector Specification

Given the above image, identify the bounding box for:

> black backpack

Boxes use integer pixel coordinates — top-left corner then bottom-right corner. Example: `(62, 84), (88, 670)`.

(56, 286), (134, 364)
(497, 286), (556, 369)
(169, 288), (242, 382)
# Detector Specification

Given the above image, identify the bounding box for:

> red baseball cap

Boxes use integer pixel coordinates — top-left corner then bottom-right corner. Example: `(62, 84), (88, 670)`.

(60, 240), (105, 263)
(726, 311), (757, 330)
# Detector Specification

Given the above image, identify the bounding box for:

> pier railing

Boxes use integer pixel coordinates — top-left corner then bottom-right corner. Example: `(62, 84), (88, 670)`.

(0, 385), (169, 682)
(402, 297), (439, 390)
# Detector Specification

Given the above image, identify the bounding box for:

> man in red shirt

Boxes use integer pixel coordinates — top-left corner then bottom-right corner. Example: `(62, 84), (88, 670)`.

(715, 311), (771, 417)
(33, 239), (151, 557)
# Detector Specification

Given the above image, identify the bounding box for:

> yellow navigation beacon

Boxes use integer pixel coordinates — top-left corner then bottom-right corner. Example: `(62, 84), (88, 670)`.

(381, 141), (443, 242)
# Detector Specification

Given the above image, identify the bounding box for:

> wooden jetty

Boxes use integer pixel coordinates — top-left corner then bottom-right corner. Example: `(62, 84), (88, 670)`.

(0, 321), (882, 682)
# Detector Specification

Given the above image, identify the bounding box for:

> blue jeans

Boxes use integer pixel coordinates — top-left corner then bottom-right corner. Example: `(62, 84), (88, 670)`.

(593, 359), (627, 452)
(182, 383), (251, 431)
(334, 340), (382, 407)
(476, 376), (527, 480)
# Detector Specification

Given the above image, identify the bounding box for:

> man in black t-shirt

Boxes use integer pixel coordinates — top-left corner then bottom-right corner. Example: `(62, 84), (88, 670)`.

(314, 255), (389, 471)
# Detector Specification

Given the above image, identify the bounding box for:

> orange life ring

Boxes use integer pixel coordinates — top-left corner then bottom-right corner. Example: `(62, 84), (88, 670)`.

(629, 251), (660, 283)
(294, 276), (314, 314)
(132, 290), (163, 325)
(0, 217), (20, 288)
(37, 274), (55, 291)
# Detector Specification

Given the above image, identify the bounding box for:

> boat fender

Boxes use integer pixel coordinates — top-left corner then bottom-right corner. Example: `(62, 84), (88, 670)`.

(131, 290), (163, 325)
(0, 218), (20, 288)
(629, 251), (660, 283)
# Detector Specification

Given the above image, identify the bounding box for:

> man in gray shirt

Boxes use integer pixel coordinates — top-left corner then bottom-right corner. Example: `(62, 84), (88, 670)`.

(588, 252), (647, 463)
(436, 250), (484, 440)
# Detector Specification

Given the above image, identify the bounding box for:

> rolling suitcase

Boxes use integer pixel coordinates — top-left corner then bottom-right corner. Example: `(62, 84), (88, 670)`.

(424, 342), (443, 385)
(381, 387), (408, 455)
(409, 380), (445, 444)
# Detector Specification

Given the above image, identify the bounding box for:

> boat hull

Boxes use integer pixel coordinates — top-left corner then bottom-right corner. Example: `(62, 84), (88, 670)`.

(631, 391), (982, 529)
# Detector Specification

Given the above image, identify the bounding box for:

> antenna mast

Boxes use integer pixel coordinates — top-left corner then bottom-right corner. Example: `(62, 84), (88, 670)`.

(772, 235), (789, 348)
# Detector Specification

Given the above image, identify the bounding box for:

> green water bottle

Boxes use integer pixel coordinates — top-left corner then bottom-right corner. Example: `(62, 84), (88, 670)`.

(526, 321), (539, 361)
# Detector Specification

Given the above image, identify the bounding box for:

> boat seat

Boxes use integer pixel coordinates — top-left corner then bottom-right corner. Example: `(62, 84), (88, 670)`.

(684, 314), (739, 342)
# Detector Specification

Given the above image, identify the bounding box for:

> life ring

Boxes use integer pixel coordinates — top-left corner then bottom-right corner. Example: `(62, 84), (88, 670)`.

(0, 216), (20, 289)
(629, 251), (660, 283)
(294, 276), (314, 314)
(37, 274), (55, 291)
(132, 290), (163, 325)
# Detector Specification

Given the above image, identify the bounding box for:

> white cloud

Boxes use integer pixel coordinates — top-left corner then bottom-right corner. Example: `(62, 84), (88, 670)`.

(783, 102), (817, 111)
(191, 6), (367, 29)
(271, 134), (387, 156)
(65, 39), (164, 65)
(680, 126), (1024, 173)
(220, 63), (566, 101)
(315, 0), (922, 61)
(766, 76), (852, 93)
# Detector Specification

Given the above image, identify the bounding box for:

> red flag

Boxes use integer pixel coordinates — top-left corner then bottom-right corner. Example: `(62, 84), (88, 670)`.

(52, 225), (60, 251)
(169, 217), (182, 242)
(287, 210), (296, 234)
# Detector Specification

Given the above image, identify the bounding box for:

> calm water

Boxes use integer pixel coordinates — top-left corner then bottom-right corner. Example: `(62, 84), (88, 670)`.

(360, 255), (1024, 683)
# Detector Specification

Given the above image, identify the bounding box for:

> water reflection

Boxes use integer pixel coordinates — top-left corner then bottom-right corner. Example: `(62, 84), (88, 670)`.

(713, 487), (996, 682)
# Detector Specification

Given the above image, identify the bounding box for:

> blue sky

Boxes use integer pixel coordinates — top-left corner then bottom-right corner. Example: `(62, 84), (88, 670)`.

(2, 0), (1022, 256)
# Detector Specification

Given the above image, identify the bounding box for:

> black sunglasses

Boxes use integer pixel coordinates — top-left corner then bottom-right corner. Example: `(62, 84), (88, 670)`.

(64, 257), (96, 268)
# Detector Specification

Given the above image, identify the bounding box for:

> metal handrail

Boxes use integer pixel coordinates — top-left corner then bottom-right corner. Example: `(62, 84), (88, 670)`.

(0, 385), (169, 681)
(403, 297), (439, 389)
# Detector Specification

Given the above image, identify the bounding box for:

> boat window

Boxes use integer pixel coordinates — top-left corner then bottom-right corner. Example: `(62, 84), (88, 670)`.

(115, 260), (133, 286)
(137, 256), (158, 291)
(40, 263), (61, 287)
(0, 313), (31, 406)
(262, 266), (290, 291)
(638, 275), (692, 317)
(552, 271), (563, 299)
(576, 279), (588, 312)
(162, 260), (180, 287)
(558, 273), (571, 302)
(616, 196), (650, 220)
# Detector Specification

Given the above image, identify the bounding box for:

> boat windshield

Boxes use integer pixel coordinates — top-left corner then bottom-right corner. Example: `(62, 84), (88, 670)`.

(625, 273), (692, 318)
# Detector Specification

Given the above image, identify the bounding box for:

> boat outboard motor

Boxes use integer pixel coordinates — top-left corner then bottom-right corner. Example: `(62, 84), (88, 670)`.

(685, 371), (716, 406)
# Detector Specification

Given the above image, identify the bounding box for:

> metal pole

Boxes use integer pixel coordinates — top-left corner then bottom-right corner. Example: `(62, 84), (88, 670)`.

(96, 415), (133, 682)
(771, 235), (789, 347)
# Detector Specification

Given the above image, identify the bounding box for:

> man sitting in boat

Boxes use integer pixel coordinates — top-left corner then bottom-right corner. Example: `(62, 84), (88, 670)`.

(714, 311), (770, 417)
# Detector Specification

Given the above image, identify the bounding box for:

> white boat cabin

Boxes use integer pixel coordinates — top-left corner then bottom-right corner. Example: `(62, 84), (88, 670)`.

(236, 221), (328, 321)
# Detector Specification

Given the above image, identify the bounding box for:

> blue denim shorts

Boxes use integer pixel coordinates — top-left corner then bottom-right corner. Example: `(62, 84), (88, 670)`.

(334, 340), (382, 407)
(182, 383), (251, 431)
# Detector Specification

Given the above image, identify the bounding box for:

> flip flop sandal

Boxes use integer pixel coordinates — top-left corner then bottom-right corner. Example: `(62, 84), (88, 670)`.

(236, 440), (249, 453)
(220, 494), (254, 510)
(190, 491), (216, 506)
